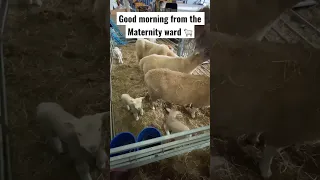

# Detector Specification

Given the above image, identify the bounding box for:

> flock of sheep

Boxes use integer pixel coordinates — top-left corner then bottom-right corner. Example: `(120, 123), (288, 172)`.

(114, 38), (210, 137)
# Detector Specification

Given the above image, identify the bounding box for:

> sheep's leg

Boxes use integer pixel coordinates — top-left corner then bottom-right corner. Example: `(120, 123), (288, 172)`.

(147, 90), (158, 110)
(34, 0), (42, 6)
(49, 135), (64, 154)
(75, 161), (92, 180)
(259, 145), (278, 179)
(126, 105), (130, 111)
(185, 106), (197, 118)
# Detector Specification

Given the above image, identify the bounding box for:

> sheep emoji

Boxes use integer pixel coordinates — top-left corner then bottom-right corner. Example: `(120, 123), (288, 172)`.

(184, 29), (192, 37)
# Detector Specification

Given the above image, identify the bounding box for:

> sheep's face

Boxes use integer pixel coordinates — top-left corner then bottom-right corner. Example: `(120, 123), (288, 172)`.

(133, 97), (145, 111)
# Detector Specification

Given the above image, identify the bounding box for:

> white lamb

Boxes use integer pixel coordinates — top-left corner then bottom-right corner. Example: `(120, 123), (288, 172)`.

(184, 29), (193, 37)
(136, 39), (178, 61)
(164, 108), (191, 141)
(121, 94), (145, 121)
(139, 51), (204, 74)
(113, 47), (123, 64)
(144, 68), (210, 118)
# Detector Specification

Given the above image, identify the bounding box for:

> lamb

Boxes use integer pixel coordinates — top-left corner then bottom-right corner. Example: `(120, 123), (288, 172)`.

(163, 108), (191, 141)
(194, 8), (320, 178)
(144, 68), (210, 118)
(121, 94), (145, 121)
(135, 39), (178, 61)
(36, 102), (108, 180)
(113, 47), (123, 64)
(28, 0), (42, 6)
(139, 51), (204, 75)
(184, 29), (193, 37)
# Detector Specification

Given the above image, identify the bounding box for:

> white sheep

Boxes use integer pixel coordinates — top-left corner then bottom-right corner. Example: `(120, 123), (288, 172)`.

(113, 47), (123, 64)
(139, 51), (204, 74)
(121, 94), (145, 121)
(184, 29), (193, 37)
(136, 39), (178, 61)
(36, 102), (108, 180)
(164, 108), (191, 140)
(144, 68), (210, 118)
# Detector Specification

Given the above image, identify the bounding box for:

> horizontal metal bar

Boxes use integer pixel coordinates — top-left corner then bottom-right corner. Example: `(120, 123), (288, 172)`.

(111, 139), (210, 169)
(110, 133), (210, 166)
(110, 125), (210, 155)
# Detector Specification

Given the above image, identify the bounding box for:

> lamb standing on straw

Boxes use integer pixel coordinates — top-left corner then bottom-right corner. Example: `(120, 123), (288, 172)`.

(144, 68), (210, 118)
(121, 94), (145, 121)
(139, 51), (204, 74)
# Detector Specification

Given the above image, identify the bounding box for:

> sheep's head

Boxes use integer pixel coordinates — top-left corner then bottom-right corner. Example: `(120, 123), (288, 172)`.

(133, 97), (145, 111)
(166, 108), (183, 119)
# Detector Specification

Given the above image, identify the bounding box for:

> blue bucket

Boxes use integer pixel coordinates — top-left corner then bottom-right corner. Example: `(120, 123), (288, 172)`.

(137, 127), (162, 150)
(110, 132), (136, 157)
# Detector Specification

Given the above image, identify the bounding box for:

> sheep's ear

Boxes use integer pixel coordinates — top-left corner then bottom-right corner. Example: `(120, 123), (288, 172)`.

(165, 108), (171, 113)
(138, 97), (145, 101)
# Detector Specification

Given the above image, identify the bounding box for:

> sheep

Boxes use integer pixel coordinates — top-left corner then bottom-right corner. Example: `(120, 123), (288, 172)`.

(113, 47), (123, 64)
(144, 68), (210, 118)
(135, 39), (178, 61)
(139, 51), (204, 75)
(121, 94), (145, 121)
(184, 29), (193, 37)
(36, 102), (108, 180)
(163, 108), (191, 141)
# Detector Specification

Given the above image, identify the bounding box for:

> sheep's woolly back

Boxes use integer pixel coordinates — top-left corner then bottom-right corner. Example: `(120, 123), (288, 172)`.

(139, 52), (203, 74)
(144, 68), (210, 107)
(135, 39), (177, 61)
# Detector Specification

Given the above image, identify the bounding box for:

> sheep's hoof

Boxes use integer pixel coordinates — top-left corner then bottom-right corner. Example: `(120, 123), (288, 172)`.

(259, 163), (272, 179)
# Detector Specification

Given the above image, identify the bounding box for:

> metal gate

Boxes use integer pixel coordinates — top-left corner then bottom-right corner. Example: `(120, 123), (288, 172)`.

(0, 0), (12, 179)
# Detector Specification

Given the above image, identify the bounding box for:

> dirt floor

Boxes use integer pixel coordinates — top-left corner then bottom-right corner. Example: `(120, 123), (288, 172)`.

(111, 43), (210, 179)
(5, 2), (108, 180)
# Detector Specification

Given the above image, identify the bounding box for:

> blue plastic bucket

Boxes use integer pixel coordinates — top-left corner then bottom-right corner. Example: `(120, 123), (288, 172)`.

(110, 132), (136, 157)
(137, 127), (162, 150)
